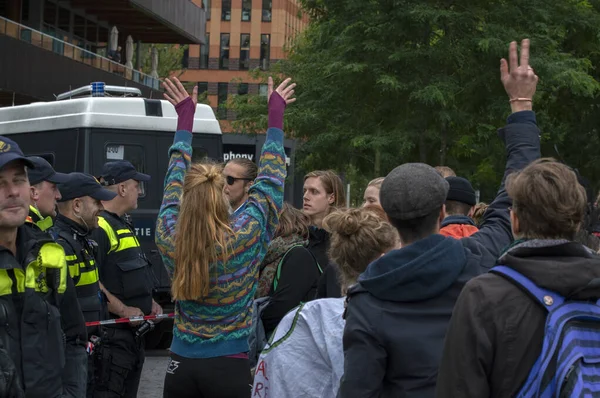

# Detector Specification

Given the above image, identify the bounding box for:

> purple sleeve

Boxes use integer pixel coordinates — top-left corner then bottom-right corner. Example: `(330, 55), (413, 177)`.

(175, 97), (196, 132)
(268, 92), (286, 130)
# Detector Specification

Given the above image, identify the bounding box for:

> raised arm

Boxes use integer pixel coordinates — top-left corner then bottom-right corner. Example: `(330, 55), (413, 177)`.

(155, 78), (197, 277)
(232, 77), (296, 243)
(468, 39), (541, 260)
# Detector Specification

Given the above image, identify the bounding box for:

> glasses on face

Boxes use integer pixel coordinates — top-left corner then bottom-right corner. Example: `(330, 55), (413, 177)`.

(225, 175), (254, 186)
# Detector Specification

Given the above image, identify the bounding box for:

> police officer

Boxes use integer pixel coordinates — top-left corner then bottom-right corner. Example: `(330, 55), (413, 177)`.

(0, 136), (68, 397)
(24, 159), (93, 398)
(26, 156), (69, 231)
(52, 173), (118, 398)
(90, 160), (162, 398)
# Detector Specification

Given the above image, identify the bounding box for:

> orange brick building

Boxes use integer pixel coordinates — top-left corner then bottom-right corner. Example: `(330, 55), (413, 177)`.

(182, 0), (308, 130)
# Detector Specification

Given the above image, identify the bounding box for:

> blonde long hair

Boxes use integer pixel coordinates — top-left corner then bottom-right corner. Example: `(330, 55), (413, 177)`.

(172, 162), (234, 301)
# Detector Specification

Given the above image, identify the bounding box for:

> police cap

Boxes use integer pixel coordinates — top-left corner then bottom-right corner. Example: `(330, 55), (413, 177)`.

(100, 161), (151, 186)
(0, 136), (34, 170)
(58, 172), (118, 202)
(27, 156), (70, 186)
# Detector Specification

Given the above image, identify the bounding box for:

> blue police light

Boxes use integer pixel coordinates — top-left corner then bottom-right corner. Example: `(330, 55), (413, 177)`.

(91, 82), (106, 97)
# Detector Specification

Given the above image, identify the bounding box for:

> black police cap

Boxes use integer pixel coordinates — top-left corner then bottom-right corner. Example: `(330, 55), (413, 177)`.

(0, 136), (34, 170)
(27, 156), (70, 186)
(58, 172), (118, 202)
(100, 161), (151, 186)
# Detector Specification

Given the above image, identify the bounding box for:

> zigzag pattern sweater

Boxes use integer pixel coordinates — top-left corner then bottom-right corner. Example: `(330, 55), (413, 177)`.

(155, 128), (285, 358)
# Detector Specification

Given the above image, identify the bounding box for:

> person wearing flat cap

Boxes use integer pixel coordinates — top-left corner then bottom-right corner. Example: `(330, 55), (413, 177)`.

(51, 173), (117, 398)
(337, 67), (542, 396)
(89, 160), (161, 398)
(439, 177), (479, 239)
(26, 156), (70, 232)
(0, 136), (71, 397)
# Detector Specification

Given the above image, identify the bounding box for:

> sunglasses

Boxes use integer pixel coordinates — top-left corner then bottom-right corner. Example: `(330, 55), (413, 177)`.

(225, 176), (254, 186)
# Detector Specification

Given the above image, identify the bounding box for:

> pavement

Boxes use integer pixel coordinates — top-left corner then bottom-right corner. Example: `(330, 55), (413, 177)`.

(138, 350), (170, 397)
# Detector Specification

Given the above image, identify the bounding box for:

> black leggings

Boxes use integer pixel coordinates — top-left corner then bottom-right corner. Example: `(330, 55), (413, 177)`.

(163, 353), (252, 398)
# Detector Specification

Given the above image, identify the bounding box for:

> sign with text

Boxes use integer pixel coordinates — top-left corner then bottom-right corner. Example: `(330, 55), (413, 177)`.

(223, 144), (292, 168)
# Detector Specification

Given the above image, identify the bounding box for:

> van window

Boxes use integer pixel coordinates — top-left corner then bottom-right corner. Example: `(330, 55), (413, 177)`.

(104, 143), (147, 197)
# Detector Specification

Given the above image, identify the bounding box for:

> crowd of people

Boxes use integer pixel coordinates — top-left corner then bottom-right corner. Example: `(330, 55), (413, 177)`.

(3, 37), (600, 398)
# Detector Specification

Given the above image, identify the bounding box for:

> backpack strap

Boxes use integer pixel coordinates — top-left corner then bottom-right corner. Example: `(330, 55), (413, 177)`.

(491, 265), (565, 311)
(273, 244), (305, 292)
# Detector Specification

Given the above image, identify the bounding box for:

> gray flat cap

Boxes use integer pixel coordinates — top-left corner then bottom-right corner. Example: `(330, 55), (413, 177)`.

(380, 163), (449, 220)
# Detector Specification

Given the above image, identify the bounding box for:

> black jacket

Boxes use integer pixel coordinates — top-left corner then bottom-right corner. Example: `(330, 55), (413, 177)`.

(436, 241), (600, 398)
(261, 245), (320, 334)
(337, 111), (541, 398)
(309, 227), (343, 298)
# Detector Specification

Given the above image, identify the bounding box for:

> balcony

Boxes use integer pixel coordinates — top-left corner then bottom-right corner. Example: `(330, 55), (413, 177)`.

(69, 0), (206, 44)
(0, 15), (162, 104)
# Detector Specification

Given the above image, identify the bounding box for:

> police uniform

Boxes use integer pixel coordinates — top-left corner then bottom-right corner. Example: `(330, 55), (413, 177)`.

(90, 161), (154, 398)
(51, 173), (117, 398)
(27, 156), (70, 232)
(0, 138), (69, 398)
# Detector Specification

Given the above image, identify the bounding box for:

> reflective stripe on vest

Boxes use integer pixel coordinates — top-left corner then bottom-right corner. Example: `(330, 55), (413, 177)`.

(0, 243), (67, 296)
(27, 205), (54, 232)
(115, 229), (142, 252)
(98, 217), (142, 254)
(66, 254), (100, 288)
(97, 214), (153, 314)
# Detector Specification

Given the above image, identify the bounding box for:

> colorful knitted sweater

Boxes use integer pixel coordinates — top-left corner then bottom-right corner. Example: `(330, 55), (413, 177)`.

(155, 128), (285, 358)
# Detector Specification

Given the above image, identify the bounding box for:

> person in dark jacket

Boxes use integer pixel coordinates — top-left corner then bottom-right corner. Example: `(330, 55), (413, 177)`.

(337, 38), (541, 398)
(257, 203), (321, 336)
(440, 177), (478, 239)
(303, 170), (346, 298)
(435, 158), (600, 398)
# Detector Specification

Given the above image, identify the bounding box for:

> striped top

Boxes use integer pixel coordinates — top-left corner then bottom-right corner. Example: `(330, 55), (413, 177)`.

(155, 128), (286, 358)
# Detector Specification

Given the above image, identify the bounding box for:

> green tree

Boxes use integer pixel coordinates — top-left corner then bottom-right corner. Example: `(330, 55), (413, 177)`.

(135, 44), (188, 79)
(229, 0), (600, 201)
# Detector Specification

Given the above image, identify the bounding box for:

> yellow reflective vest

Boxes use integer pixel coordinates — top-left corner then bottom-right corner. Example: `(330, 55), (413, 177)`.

(0, 225), (68, 397)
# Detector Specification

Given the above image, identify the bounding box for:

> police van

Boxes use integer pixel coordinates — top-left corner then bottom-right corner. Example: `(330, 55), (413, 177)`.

(0, 83), (223, 347)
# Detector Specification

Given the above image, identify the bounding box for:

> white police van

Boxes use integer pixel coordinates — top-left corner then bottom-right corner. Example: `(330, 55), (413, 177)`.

(0, 83), (223, 348)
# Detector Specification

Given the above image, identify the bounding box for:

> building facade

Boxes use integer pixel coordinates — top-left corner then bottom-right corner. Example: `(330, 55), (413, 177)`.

(181, 0), (308, 126)
(181, 0), (308, 206)
(0, 0), (206, 106)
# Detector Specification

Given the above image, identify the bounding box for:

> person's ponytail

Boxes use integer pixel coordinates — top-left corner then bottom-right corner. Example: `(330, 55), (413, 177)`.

(172, 162), (234, 301)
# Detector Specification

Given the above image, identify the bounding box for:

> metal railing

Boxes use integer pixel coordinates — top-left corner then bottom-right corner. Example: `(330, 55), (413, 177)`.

(0, 15), (161, 92)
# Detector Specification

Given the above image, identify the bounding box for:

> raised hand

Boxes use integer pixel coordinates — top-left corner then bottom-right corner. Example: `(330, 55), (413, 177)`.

(500, 39), (539, 112)
(268, 76), (296, 105)
(163, 77), (198, 107)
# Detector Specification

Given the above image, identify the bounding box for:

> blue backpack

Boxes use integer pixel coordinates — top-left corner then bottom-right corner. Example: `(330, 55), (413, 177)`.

(492, 266), (600, 398)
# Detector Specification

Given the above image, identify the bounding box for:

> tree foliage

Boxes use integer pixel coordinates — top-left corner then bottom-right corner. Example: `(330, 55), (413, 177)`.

(135, 44), (188, 79)
(229, 0), (600, 202)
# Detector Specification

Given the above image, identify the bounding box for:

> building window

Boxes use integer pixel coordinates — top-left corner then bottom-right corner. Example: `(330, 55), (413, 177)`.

(259, 84), (268, 97)
(222, 0), (231, 21)
(260, 34), (270, 70)
(262, 0), (272, 22)
(240, 34), (250, 70)
(242, 0), (251, 21)
(104, 144), (147, 197)
(220, 33), (230, 70)
(217, 83), (228, 119)
(198, 82), (208, 95)
(203, 0), (211, 20)
(238, 83), (249, 96)
(200, 33), (209, 69)
(182, 47), (189, 68)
